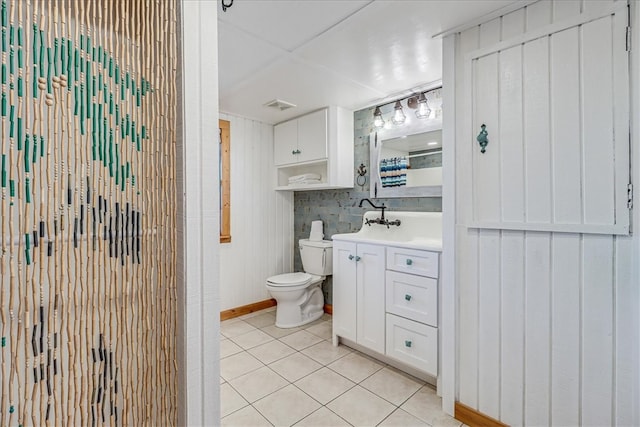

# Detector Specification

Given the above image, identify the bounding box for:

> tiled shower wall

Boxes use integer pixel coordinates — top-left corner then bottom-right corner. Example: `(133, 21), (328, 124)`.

(294, 107), (442, 304)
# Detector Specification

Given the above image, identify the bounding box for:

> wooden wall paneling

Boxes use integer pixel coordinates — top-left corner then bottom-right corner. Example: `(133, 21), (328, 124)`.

(498, 45), (525, 223)
(499, 231), (525, 425)
(583, 0), (618, 14)
(501, 8), (526, 40)
(219, 114), (292, 310)
(525, 1), (553, 31)
(523, 37), (552, 224)
(553, 0), (582, 21)
(582, 16), (615, 225)
(457, 26), (480, 225)
(581, 235), (614, 426)
(524, 232), (552, 426)
(550, 233), (581, 426)
(474, 22), (501, 223)
(613, 236), (636, 426)
(550, 27), (582, 224)
(457, 24), (481, 408)
(473, 53), (500, 222)
(478, 230), (502, 418)
(457, 228), (480, 408)
(612, 8), (631, 231)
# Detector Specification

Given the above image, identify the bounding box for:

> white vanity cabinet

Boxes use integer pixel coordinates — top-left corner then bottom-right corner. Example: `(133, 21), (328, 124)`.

(385, 247), (439, 377)
(332, 240), (386, 354)
(274, 106), (353, 190)
(332, 238), (440, 378)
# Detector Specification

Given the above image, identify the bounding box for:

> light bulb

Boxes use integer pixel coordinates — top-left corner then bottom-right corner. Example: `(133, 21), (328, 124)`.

(415, 93), (431, 119)
(373, 106), (385, 128)
(392, 101), (406, 125)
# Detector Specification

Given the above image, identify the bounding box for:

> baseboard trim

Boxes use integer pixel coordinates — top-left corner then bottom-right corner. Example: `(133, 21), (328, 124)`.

(323, 304), (333, 315)
(454, 402), (508, 427)
(220, 299), (277, 321)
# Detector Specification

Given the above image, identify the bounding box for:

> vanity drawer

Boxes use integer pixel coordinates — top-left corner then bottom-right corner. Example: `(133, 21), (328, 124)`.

(386, 247), (439, 278)
(385, 314), (437, 376)
(386, 271), (437, 327)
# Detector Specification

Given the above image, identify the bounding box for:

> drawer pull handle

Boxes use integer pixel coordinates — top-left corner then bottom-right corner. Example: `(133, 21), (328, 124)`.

(355, 256), (361, 262)
(348, 254), (354, 260)
(405, 340), (412, 348)
(406, 259), (413, 266)
(404, 294), (412, 301)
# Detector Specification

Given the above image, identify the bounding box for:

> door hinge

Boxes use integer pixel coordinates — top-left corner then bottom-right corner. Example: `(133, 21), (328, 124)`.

(626, 26), (631, 52)
(628, 183), (633, 209)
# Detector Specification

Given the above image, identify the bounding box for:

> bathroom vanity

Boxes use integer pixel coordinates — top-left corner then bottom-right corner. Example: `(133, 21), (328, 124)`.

(332, 211), (442, 380)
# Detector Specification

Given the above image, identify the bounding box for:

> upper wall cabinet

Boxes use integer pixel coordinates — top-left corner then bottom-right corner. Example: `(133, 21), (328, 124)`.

(274, 106), (354, 191)
(275, 109), (328, 166)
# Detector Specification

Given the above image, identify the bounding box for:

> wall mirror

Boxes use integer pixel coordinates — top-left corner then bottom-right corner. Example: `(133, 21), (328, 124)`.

(370, 117), (442, 198)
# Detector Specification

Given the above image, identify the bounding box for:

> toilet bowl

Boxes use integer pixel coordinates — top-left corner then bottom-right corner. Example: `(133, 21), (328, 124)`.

(266, 239), (332, 328)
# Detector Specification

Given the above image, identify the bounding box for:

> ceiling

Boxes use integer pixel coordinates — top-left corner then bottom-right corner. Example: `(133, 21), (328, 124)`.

(217, 0), (513, 125)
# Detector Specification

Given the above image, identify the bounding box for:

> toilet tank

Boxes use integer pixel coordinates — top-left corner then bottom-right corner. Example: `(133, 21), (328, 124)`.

(299, 239), (333, 276)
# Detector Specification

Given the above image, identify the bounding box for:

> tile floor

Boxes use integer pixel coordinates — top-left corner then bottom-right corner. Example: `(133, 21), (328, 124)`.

(220, 307), (463, 427)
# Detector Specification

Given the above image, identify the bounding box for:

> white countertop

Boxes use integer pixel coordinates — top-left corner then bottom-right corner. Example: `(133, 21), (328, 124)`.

(332, 233), (442, 252)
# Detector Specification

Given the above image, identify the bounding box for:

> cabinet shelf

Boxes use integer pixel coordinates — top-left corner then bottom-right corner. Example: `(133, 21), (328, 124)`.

(274, 106), (353, 191)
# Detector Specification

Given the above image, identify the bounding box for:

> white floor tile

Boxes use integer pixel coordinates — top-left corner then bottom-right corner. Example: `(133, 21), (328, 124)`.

(231, 329), (274, 350)
(220, 383), (249, 418)
(279, 330), (324, 351)
(294, 367), (356, 405)
(249, 339), (297, 365)
(221, 338), (244, 359)
(269, 352), (322, 382)
(261, 324), (302, 339)
(327, 351), (385, 383)
(301, 341), (351, 366)
(221, 320), (257, 338)
(245, 312), (277, 328)
(253, 384), (321, 426)
(400, 385), (445, 424)
(327, 385), (395, 426)
(229, 366), (289, 403)
(294, 407), (351, 427)
(378, 408), (430, 427)
(220, 351), (264, 381)
(221, 405), (272, 427)
(360, 367), (424, 406)
(305, 321), (333, 340)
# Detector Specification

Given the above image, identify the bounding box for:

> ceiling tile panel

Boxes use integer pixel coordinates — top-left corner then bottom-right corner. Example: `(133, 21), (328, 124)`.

(218, 0), (371, 52)
(218, 20), (287, 93)
(219, 58), (382, 124)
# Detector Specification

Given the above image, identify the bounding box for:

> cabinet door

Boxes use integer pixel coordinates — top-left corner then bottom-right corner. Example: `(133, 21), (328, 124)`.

(332, 241), (357, 342)
(297, 109), (328, 163)
(274, 119), (298, 166)
(356, 243), (386, 354)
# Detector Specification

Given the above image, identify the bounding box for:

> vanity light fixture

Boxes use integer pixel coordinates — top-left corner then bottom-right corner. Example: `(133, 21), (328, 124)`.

(391, 101), (406, 125)
(415, 92), (431, 119)
(373, 106), (385, 128)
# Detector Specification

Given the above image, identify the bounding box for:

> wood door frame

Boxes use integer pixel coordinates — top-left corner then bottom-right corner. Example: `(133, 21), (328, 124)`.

(219, 119), (231, 243)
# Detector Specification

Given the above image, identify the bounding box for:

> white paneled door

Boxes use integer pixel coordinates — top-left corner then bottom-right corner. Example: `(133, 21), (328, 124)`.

(467, 1), (630, 235)
(454, 1), (638, 426)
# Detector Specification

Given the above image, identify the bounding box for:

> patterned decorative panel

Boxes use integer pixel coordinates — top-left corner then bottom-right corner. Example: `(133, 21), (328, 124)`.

(0, 1), (177, 425)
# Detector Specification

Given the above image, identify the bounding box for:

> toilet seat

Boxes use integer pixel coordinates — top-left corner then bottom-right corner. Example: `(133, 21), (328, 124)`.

(266, 272), (312, 287)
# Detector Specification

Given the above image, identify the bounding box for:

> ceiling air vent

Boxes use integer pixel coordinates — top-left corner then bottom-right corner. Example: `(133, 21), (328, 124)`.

(264, 99), (297, 111)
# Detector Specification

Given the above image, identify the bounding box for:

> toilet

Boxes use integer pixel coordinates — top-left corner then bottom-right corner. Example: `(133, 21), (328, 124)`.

(266, 239), (333, 328)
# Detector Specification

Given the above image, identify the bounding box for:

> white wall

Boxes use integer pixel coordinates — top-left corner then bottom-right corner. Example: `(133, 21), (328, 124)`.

(178, 1), (220, 424)
(219, 113), (294, 311)
(448, 0), (639, 425)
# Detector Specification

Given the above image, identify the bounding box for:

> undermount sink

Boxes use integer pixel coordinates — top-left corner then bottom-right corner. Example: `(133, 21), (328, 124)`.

(332, 211), (442, 251)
